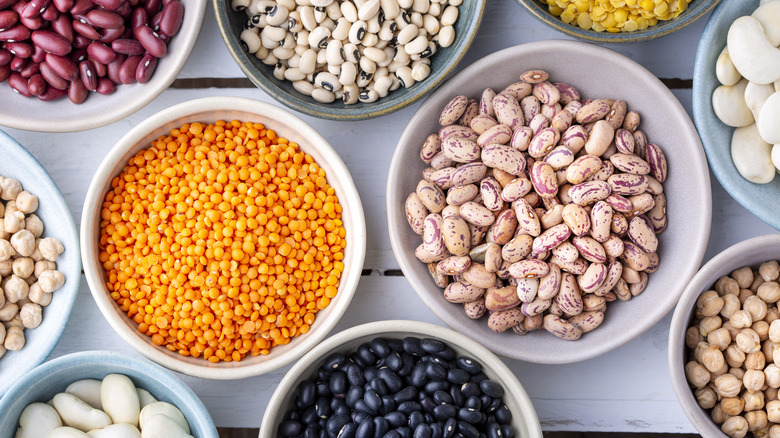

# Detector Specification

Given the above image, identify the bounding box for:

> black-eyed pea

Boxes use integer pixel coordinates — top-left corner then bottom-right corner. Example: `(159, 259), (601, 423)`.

(463, 298), (486, 319)
(439, 95), (468, 126)
(500, 81), (533, 101)
(450, 162), (487, 187)
(605, 100), (627, 130)
(487, 307), (524, 333)
(484, 286), (520, 312)
(645, 143), (668, 183)
(415, 243), (447, 263)
(542, 314), (582, 341)
(569, 180), (611, 206)
(439, 125), (479, 142)
(440, 136), (480, 163)
(443, 282), (484, 304)
(476, 124), (513, 148)
(576, 99), (611, 124)
(492, 93), (524, 131)
(551, 241), (579, 263)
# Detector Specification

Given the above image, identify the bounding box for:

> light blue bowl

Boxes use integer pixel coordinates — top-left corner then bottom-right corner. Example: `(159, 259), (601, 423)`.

(692, 0), (779, 230)
(0, 130), (81, 396)
(0, 351), (218, 438)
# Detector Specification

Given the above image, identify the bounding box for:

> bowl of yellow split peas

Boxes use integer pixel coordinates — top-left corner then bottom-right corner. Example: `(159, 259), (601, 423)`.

(80, 96), (366, 379)
(515, 0), (720, 42)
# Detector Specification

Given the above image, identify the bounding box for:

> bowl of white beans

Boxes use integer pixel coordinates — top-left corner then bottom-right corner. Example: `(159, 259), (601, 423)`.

(213, 0), (486, 120)
(0, 350), (218, 438)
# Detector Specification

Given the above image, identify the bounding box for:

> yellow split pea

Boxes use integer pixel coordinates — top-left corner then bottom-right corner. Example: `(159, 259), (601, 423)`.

(544, 0), (692, 33)
(98, 120), (346, 363)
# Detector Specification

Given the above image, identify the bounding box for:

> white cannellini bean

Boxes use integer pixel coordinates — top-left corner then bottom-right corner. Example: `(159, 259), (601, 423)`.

(727, 16), (780, 85)
(713, 78), (754, 127)
(16, 402), (61, 438)
(745, 81), (775, 123)
(140, 414), (193, 438)
(139, 402), (191, 434)
(732, 123), (775, 184)
(101, 374), (141, 426)
(86, 424), (141, 438)
(52, 393), (112, 432)
(753, 1), (780, 47)
(137, 388), (157, 409)
(65, 379), (103, 410)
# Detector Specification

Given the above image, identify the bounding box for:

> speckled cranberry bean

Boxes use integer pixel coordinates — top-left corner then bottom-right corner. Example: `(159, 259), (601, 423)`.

(450, 162), (487, 187)
(543, 314), (582, 340)
(441, 215), (470, 257)
(443, 281), (484, 303)
(476, 123), (512, 147)
(532, 81), (560, 106)
(485, 285), (520, 311)
(554, 82), (580, 104)
(576, 99), (611, 124)
(500, 81), (532, 100)
(439, 94), (468, 125)
(436, 255), (471, 275)
(481, 144), (526, 176)
(645, 143), (668, 182)
(607, 173), (648, 196)
(531, 223), (571, 253)
(459, 201), (495, 227)
(513, 198), (540, 236)
(492, 93), (523, 130)
(509, 126), (533, 151)
(488, 307), (524, 333)
(569, 180), (611, 205)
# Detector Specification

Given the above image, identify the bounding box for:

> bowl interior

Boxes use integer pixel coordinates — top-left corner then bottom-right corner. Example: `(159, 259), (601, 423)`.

(692, 0), (780, 230)
(0, 351), (218, 438)
(668, 234), (780, 437)
(387, 40), (712, 364)
(0, 1), (207, 133)
(515, 0), (720, 43)
(213, 0), (485, 120)
(259, 320), (542, 438)
(0, 130), (81, 396)
(81, 97), (366, 379)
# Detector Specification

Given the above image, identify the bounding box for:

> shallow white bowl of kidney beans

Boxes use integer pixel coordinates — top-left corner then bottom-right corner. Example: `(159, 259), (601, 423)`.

(0, 0), (206, 132)
(259, 320), (542, 438)
(387, 40), (713, 364)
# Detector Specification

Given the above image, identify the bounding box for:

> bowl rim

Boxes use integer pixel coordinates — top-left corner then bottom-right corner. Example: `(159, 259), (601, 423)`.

(514, 0), (721, 43)
(80, 96), (367, 379)
(0, 129), (82, 396)
(667, 233), (780, 437)
(386, 39), (712, 364)
(211, 0), (487, 120)
(0, 0), (208, 133)
(258, 319), (544, 438)
(0, 350), (218, 438)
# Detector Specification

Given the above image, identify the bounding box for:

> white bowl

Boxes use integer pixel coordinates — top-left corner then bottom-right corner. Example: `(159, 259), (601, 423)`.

(0, 129), (81, 396)
(387, 40), (712, 364)
(81, 96), (366, 379)
(259, 320), (543, 438)
(668, 234), (780, 437)
(0, 1), (207, 133)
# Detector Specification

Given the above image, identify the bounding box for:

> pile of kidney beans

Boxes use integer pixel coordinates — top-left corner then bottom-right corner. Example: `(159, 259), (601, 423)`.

(278, 337), (516, 438)
(0, 0), (183, 103)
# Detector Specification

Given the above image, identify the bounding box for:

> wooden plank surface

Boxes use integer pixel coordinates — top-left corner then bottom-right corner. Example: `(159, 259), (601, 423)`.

(2, 0), (776, 433)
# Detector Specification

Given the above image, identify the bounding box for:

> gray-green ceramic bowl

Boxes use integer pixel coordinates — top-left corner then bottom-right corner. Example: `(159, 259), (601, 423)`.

(515, 0), (719, 43)
(213, 0), (485, 120)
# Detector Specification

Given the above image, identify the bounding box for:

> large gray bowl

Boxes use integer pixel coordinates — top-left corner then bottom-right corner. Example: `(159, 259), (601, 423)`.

(692, 0), (780, 230)
(668, 234), (780, 437)
(213, 0), (485, 120)
(387, 40), (712, 364)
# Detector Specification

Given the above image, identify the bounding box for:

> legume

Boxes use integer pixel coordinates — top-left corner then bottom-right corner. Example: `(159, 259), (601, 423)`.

(99, 120), (346, 363)
(278, 336), (516, 438)
(541, 0), (693, 33)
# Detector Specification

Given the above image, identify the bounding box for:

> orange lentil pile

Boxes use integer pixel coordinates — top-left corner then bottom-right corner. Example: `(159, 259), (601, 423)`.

(98, 120), (346, 363)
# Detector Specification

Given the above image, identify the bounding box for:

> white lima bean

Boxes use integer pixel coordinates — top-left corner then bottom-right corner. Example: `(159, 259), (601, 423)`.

(101, 374), (141, 426)
(15, 403), (61, 438)
(141, 414), (194, 438)
(139, 402), (191, 434)
(52, 393), (112, 432)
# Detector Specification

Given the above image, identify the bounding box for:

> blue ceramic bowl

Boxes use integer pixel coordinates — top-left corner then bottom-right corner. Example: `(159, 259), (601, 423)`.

(213, 0), (486, 120)
(515, 0), (720, 43)
(692, 0), (779, 230)
(0, 351), (218, 438)
(0, 130), (81, 396)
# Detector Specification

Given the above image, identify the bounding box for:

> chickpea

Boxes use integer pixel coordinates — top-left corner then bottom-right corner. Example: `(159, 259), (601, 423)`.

(24, 214), (43, 238)
(29, 245), (42, 262)
(754, 321), (770, 342)
(731, 366), (746, 380)
(695, 386), (718, 409)
(37, 270), (64, 293)
(0, 260), (11, 276)
(702, 345), (726, 372)
(771, 424), (780, 438)
(14, 191), (37, 214)
(734, 267), (755, 289)
(3, 325), (24, 350)
(697, 290), (725, 317)
(0, 323), (4, 344)
(694, 341), (711, 363)
(0, 302), (17, 322)
(20, 303), (41, 329)
(751, 274), (765, 293)
(10, 229), (34, 257)
(761, 261), (780, 282)
(721, 415), (749, 438)
(4, 275), (28, 304)
(708, 327), (732, 350)
(38, 237), (63, 262)
(0, 220), (7, 240)
(737, 328), (762, 354)
(700, 315), (723, 337)
(685, 360), (712, 389)
(3, 210), (24, 234)
(0, 239), (14, 262)
(727, 343), (747, 368)
(27, 283), (51, 306)
(746, 410), (769, 432)
(745, 295), (769, 321)
(715, 373), (744, 398)
(33, 260), (55, 278)
(739, 288), (755, 305)
(717, 276), (741, 296)
(722, 293), (743, 319)
(12, 257), (33, 279)
(0, 177), (22, 201)
(724, 321), (741, 339)
(746, 351), (767, 370)
(768, 399), (780, 422)
(766, 307), (780, 324)
(745, 369), (767, 393)
(731, 310), (754, 329)
(722, 397), (746, 416)
(686, 325), (704, 349)
(767, 387), (779, 402)
(758, 282), (780, 304)
(712, 403), (727, 425)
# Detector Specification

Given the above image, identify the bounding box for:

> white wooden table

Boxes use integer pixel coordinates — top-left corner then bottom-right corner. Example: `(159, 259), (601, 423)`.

(4, 0), (777, 433)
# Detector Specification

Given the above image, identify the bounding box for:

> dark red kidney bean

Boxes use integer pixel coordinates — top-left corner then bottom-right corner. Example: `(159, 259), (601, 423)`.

(68, 74), (86, 103)
(92, 0), (122, 10)
(111, 37), (142, 55)
(97, 24), (123, 43)
(115, 1), (130, 17)
(19, 58), (38, 77)
(106, 51), (122, 82)
(4, 41), (32, 57)
(0, 0), (17, 9)
(69, 0), (93, 15)
(95, 76), (114, 94)
(78, 58), (95, 89)
(86, 8), (123, 28)
(71, 46), (86, 61)
(149, 8), (160, 31)
(0, 48), (11, 65)
(27, 72), (45, 95)
(134, 50), (154, 83)
(30, 43), (44, 61)
(118, 52), (138, 83)
(45, 52), (77, 79)
(0, 23), (31, 42)
(134, 25), (164, 57)
(24, 0), (51, 17)
(8, 71), (31, 96)
(37, 84), (66, 100)
(40, 4), (59, 20)
(72, 19), (100, 39)
(130, 7), (146, 29)
(39, 60), (67, 88)
(13, 2), (43, 29)
(90, 56), (105, 76)
(0, 10), (18, 31)
(72, 33), (89, 48)
(51, 14), (73, 42)
(158, 0), (181, 37)
(129, 0), (140, 6)
(52, 0), (73, 13)
(31, 30), (71, 56)
(9, 54), (24, 70)
(144, 0), (161, 15)
(0, 64), (10, 81)
(87, 40), (115, 63)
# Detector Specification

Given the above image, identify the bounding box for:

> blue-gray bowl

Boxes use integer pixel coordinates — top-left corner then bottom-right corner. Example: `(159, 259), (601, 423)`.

(0, 351), (218, 438)
(692, 0), (779, 230)
(515, 0), (720, 43)
(213, 0), (485, 120)
(0, 130), (81, 396)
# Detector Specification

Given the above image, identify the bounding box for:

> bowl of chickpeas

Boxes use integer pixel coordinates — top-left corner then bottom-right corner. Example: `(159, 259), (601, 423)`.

(514, 0), (720, 42)
(669, 234), (780, 438)
(80, 96), (366, 379)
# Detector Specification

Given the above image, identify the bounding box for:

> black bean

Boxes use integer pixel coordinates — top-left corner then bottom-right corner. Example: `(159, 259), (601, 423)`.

(430, 423), (442, 438)
(316, 397), (332, 418)
(413, 423), (433, 438)
(493, 404), (512, 425)
(408, 410), (425, 429)
(485, 422), (502, 438)
(304, 424), (320, 438)
(356, 419), (375, 438)
(393, 386), (417, 403)
(299, 380), (318, 408)
(464, 396), (481, 411)
(355, 399), (375, 415)
(347, 363), (366, 386)
(384, 411), (407, 428)
(370, 338), (391, 357)
(325, 414), (351, 437)
(433, 404), (457, 421)
(354, 412), (371, 425)
(286, 410), (299, 421)
(365, 388), (382, 412)
(332, 397), (348, 411)
(318, 367), (331, 382)
(317, 382), (331, 397)
(347, 386), (365, 408)
(278, 420), (303, 437)
(387, 338), (404, 352)
(403, 337), (425, 356)
(501, 424), (515, 438)
(399, 353), (416, 377)
(410, 363), (428, 387)
(485, 397), (501, 413)
(357, 343), (377, 366)
(446, 369), (470, 385)
(469, 373), (488, 384)
(379, 368), (403, 393)
(449, 386), (465, 407)
(330, 371), (348, 395)
(338, 422), (358, 438)
(425, 362), (447, 380)
(433, 390), (453, 405)
(420, 396), (436, 414)
(374, 416), (390, 437)
(426, 356), (450, 369)
(456, 357), (481, 375)
(423, 380), (450, 394)
(461, 382), (481, 398)
(365, 366), (379, 381)
(397, 400), (422, 414)
(302, 406), (318, 424)
(370, 377), (389, 396)
(380, 395), (396, 415)
(479, 381), (504, 398)
(458, 407), (482, 424)
(456, 421), (479, 438)
(420, 338), (445, 353)
(434, 347), (456, 361)
(442, 418), (457, 438)
(424, 413), (435, 423)
(385, 351), (403, 372)
(397, 427), (413, 438)
(324, 352), (347, 370)
(479, 395), (492, 410)
(384, 431), (402, 438)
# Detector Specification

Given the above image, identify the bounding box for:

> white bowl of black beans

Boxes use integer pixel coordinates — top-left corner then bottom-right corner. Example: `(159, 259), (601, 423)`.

(260, 320), (542, 438)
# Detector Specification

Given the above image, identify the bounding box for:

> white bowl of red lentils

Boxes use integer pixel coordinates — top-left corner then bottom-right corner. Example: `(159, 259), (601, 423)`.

(80, 96), (366, 379)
